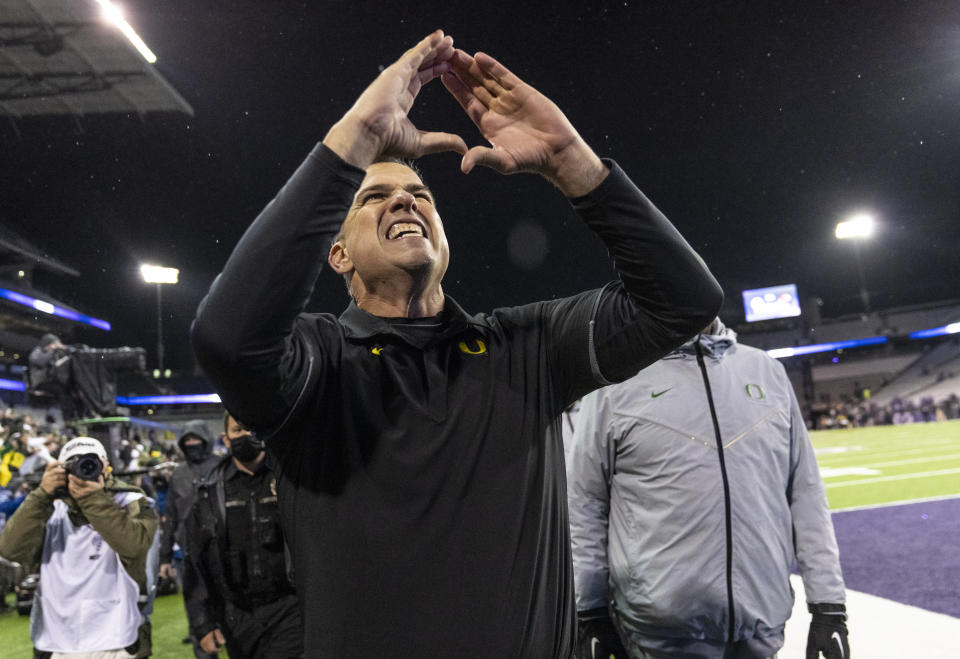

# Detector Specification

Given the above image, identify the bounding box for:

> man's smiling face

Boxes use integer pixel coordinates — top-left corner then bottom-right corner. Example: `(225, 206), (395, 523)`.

(330, 161), (450, 294)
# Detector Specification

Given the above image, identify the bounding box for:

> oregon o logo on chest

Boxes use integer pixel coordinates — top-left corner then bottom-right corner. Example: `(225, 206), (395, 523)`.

(458, 339), (487, 355)
(745, 383), (766, 400)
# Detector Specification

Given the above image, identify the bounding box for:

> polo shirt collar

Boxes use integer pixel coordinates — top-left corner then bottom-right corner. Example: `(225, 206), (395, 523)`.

(339, 295), (486, 346)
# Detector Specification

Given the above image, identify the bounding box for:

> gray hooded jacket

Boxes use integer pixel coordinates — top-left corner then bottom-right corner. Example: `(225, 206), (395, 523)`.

(567, 320), (845, 644)
(159, 419), (219, 564)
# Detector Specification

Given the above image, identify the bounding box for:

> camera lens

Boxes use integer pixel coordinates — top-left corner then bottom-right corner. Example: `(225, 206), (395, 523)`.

(65, 454), (103, 482)
(75, 455), (102, 480)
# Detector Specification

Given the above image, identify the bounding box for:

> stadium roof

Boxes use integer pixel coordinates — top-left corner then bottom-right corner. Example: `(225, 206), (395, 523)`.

(0, 223), (79, 278)
(0, 0), (192, 122)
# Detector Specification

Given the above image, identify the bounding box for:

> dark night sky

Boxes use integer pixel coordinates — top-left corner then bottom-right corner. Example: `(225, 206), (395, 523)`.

(2, 0), (959, 372)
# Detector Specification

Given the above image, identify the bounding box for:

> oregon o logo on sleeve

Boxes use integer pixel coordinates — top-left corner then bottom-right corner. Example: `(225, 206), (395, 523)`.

(458, 339), (487, 355)
(745, 383), (766, 400)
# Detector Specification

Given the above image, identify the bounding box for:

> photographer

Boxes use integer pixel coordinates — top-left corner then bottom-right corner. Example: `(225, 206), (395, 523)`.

(0, 437), (158, 658)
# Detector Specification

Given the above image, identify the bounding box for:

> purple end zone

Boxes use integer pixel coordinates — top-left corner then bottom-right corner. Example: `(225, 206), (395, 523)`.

(830, 497), (960, 618)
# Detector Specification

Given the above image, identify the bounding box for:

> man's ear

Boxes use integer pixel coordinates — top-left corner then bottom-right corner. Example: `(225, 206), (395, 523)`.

(328, 241), (353, 275)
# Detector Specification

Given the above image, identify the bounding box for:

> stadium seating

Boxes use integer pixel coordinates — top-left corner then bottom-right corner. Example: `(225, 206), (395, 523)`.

(869, 340), (960, 407)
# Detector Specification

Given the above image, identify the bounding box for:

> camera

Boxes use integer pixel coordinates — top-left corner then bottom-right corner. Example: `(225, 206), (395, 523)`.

(53, 453), (104, 498)
(64, 453), (104, 481)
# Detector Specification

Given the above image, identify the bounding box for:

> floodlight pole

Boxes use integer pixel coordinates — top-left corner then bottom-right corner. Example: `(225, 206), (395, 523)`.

(852, 241), (871, 313)
(141, 265), (178, 372)
(156, 283), (164, 372)
(836, 214), (874, 315)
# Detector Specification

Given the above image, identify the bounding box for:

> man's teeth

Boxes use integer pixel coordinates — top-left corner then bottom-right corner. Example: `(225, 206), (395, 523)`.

(387, 222), (424, 240)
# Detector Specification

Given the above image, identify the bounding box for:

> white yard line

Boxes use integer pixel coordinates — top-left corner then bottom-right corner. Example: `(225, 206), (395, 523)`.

(814, 435), (959, 450)
(826, 467), (960, 488)
(831, 493), (960, 513)
(819, 452), (960, 474)
(817, 441), (960, 463)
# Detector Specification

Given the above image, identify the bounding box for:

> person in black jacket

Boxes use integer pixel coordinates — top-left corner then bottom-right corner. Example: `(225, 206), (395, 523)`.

(191, 31), (723, 658)
(159, 420), (219, 658)
(183, 413), (302, 658)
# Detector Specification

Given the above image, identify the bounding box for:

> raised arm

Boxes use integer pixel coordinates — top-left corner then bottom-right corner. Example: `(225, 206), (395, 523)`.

(323, 30), (467, 168)
(191, 31), (467, 430)
(442, 49), (607, 196)
(444, 49), (722, 393)
(77, 488), (158, 568)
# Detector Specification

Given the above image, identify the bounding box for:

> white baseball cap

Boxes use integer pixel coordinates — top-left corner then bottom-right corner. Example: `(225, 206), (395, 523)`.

(60, 437), (109, 463)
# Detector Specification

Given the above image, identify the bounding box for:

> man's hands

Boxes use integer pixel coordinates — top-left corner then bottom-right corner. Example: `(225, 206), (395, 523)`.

(323, 29), (607, 197)
(159, 563), (177, 580)
(38, 460), (105, 498)
(443, 50), (607, 196)
(67, 472), (105, 499)
(199, 629), (226, 654)
(806, 610), (850, 659)
(323, 30), (467, 169)
(576, 609), (628, 659)
(39, 460), (65, 496)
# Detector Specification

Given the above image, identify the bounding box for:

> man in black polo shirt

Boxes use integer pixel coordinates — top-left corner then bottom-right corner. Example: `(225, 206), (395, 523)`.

(192, 31), (723, 657)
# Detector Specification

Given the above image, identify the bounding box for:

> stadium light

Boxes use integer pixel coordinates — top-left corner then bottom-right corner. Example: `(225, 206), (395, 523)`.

(835, 213), (875, 240)
(835, 212), (876, 313)
(93, 0), (158, 64)
(140, 264), (179, 371)
(140, 264), (179, 284)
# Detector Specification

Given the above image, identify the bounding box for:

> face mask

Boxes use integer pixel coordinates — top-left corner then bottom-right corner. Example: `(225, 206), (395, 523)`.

(230, 433), (264, 463)
(183, 444), (207, 463)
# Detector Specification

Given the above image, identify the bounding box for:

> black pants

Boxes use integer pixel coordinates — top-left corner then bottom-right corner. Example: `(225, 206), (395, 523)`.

(221, 593), (304, 659)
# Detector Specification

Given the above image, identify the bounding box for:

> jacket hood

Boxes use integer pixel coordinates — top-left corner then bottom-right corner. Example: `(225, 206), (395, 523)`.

(178, 420), (213, 452)
(665, 317), (738, 361)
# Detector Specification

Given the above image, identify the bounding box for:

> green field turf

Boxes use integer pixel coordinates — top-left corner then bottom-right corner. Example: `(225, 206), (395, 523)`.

(811, 419), (960, 510)
(0, 588), (231, 658)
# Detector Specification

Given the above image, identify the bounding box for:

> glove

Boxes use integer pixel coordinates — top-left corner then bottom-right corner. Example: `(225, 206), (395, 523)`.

(576, 608), (629, 659)
(806, 603), (849, 659)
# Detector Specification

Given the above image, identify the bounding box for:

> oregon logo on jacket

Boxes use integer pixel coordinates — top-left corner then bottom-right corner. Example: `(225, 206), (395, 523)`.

(744, 383), (766, 400)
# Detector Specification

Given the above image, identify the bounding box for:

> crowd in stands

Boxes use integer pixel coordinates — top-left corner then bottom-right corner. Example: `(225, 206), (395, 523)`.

(813, 393), (960, 430)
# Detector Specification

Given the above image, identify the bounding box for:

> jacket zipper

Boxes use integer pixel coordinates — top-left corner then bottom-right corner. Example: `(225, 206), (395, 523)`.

(694, 339), (736, 643)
